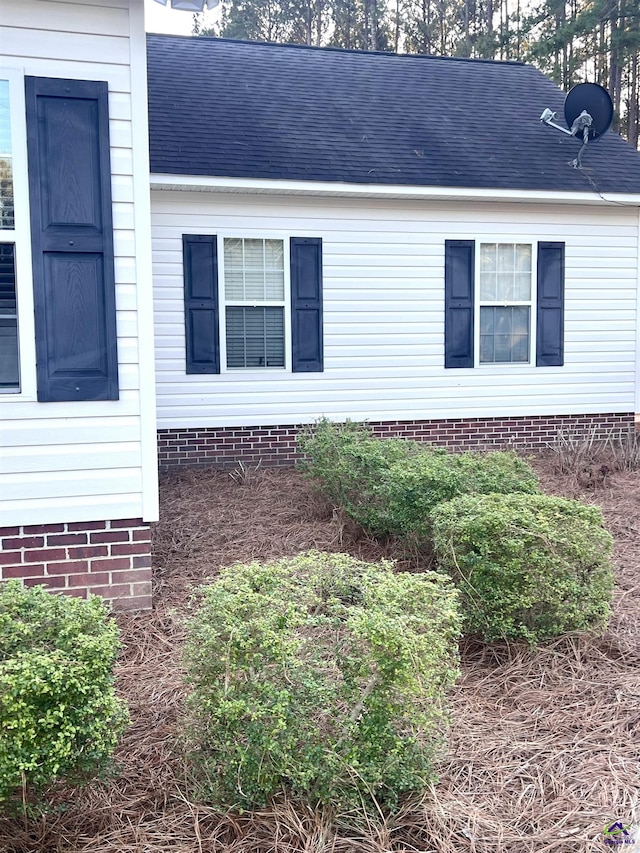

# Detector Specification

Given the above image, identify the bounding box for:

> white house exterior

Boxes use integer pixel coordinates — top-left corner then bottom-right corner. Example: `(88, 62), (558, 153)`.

(146, 36), (640, 469)
(1, 13), (640, 609)
(0, 0), (158, 610)
(150, 187), (639, 466)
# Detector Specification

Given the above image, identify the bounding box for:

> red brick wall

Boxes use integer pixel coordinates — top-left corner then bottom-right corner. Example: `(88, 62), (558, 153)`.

(0, 519), (152, 611)
(158, 412), (636, 469)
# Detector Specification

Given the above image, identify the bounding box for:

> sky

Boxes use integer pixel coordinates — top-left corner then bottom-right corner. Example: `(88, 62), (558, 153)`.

(144, 0), (220, 35)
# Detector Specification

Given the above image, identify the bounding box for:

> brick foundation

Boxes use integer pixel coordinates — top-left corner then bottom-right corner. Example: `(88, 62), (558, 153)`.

(158, 412), (636, 469)
(0, 519), (152, 611)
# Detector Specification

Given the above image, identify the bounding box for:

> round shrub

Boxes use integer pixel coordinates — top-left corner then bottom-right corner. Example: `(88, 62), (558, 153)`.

(0, 582), (128, 804)
(298, 418), (423, 534)
(383, 449), (540, 545)
(183, 551), (461, 811)
(431, 493), (614, 643)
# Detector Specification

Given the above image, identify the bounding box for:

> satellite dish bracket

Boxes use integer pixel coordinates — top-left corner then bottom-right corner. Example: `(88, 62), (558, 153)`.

(539, 108), (593, 168)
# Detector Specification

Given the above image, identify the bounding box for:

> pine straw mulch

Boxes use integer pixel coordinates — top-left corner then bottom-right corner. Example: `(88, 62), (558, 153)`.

(1, 458), (640, 853)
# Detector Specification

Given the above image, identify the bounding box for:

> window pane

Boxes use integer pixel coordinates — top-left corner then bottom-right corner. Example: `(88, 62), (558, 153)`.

(265, 239), (284, 269)
(224, 268), (244, 301)
(265, 269), (284, 300)
(497, 244), (515, 271)
(243, 239), (263, 268)
(244, 269), (265, 301)
(495, 307), (513, 334)
(479, 335), (494, 363)
(226, 306), (284, 368)
(515, 244), (532, 272)
(479, 272), (496, 301)
(224, 238), (243, 268)
(0, 317), (18, 387)
(512, 334), (529, 362)
(512, 273), (530, 301)
(479, 306), (530, 364)
(0, 243), (18, 388)
(496, 273), (513, 301)
(494, 334), (513, 362)
(480, 244), (496, 273)
(512, 306), (529, 334)
(0, 80), (14, 230)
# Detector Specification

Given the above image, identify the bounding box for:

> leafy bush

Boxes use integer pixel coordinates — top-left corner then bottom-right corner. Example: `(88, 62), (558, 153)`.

(300, 419), (539, 545)
(0, 582), (128, 804)
(431, 493), (614, 643)
(299, 418), (422, 534)
(382, 449), (539, 546)
(183, 551), (461, 811)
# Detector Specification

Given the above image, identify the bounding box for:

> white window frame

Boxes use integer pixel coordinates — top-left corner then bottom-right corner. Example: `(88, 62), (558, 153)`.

(217, 233), (292, 373)
(0, 65), (36, 399)
(473, 239), (538, 368)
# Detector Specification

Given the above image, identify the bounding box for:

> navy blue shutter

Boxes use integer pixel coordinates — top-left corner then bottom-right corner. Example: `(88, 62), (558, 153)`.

(536, 242), (565, 367)
(183, 235), (219, 373)
(25, 77), (118, 402)
(290, 237), (323, 372)
(444, 240), (475, 368)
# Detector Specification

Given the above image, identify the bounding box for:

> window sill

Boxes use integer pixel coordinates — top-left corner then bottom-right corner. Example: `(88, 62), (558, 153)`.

(0, 391), (37, 401)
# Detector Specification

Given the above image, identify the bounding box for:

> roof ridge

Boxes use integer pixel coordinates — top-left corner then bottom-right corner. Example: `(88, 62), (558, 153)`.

(145, 33), (527, 67)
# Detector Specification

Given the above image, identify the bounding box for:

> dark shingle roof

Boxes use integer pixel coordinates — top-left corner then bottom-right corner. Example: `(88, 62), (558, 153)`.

(147, 35), (640, 194)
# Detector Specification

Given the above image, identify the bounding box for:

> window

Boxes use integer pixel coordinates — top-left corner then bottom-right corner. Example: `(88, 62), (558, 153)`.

(478, 243), (532, 364)
(183, 233), (324, 375)
(0, 77), (19, 391)
(444, 239), (564, 369)
(223, 238), (286, 369)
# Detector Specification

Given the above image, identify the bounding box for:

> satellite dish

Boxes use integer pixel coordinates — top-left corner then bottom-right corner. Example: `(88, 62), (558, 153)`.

(564, 83), (613, 142)
(539, 81), (613, 168)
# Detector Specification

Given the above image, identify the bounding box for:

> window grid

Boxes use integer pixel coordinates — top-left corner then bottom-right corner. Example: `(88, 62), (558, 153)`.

(477, 242), (535, 365)
(221, 237), (288, 371)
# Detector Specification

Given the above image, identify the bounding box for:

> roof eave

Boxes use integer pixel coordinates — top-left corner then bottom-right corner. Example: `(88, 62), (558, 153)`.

(149, 173), (640, 206)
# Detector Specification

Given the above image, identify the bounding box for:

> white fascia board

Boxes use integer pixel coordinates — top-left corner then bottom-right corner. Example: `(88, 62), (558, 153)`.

(149, 173), (640, 206)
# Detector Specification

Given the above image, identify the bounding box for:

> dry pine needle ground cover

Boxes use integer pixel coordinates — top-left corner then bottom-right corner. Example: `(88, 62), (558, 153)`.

(1, 457), (639, 853)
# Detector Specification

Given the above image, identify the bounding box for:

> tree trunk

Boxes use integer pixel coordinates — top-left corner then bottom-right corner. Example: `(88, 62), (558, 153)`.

(628, 52), (639, 147)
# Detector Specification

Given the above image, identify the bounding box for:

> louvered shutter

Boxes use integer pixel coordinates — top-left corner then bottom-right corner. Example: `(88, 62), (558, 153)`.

(536, 242), (565, 367)
(183, 235), (220, 374)
(26, 76), (118, 401)
(290, 237), (323, 372)
(444, 240), (475, 368)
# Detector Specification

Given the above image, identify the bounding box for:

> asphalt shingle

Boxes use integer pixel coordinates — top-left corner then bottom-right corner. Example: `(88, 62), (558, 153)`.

(147, 35), (640, 194)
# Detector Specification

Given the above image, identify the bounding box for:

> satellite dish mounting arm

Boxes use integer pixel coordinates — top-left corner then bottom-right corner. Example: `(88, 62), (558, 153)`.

(540, 108), (593, 168)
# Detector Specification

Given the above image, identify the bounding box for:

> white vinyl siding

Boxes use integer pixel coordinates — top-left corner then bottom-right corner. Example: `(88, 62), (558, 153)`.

(151, 191), (638, 428)
(0, 0), (157, 527)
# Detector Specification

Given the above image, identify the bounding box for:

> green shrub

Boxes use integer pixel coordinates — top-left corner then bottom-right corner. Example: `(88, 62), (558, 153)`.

(299, 418), (423, 534)
(300, 420), (540, 546)
(431, 493), (614, 643)
(183, 551), (461, 811)
(0, 582), (128, 804)
(382, 450), (540, 546)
